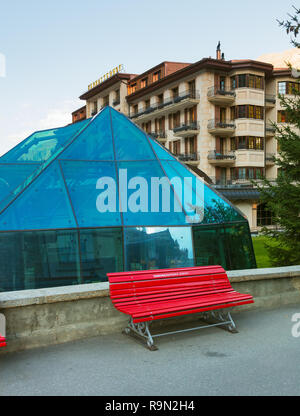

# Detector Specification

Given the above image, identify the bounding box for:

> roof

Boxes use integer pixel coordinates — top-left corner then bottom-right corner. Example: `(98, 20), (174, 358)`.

(79, 73), (137, 100)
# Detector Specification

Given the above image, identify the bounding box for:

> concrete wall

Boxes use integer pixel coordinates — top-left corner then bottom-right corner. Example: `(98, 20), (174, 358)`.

(1, 265), (300, 354)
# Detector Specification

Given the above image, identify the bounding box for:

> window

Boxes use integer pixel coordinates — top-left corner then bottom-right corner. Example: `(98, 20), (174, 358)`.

(189, 80), (196, 96)
(129, 83), (137, 94)
(248, 105), (254, 119)
(257, 203), (274, 226)
(231, 74), (264, 89)
(277, 110), (288, 123)
(157, 94), (163, 105)
(153, 70), (161, 83)
(248, 75), (255, 89)
(231, 76), (237, 89)
(172, 87), (179, 99)
(278, 81), (300, 95)
(230, 137), (236, 151)
(238, 74), (247, 88)
(234, 105), (264, 120)
(145, 99), (150, 109)
(219, 76), (226, 91)
(133, 104), (138, 115)
(103, 95), (109, 107)
(141, 78), (148, 88)
(235, 137), (264, 150)
(278, 82), (286, 94)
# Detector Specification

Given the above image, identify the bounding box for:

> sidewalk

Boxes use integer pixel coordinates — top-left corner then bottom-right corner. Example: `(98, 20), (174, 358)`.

(0, 305), (299, 396)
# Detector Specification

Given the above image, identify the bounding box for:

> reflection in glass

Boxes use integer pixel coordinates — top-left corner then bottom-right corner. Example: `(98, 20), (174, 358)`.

(111, 110), (155, 160)
(0, 161), (77, 231)
(80, 228), (123, 282)
(0, 230), (80, 292)
(124, 226), (194, 271)
(60, 108), (114, 161)
(193, 222), (256, 270)
(0, 119), (89, 163)
(61, 161), (122, 227)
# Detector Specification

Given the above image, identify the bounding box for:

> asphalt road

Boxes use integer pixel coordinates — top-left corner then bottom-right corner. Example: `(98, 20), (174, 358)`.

(0, 304), (300, 396)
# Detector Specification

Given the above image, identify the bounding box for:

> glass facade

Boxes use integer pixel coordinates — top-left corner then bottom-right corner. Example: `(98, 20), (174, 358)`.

(0, 107), (256, 292)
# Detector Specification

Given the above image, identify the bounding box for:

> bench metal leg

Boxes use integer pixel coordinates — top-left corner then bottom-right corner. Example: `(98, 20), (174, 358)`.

(201, 309), (238, 333)
(123, 318), (158, 351)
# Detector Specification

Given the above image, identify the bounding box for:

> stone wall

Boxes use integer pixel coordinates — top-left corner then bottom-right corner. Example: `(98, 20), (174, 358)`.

(1, 266), (300, 354)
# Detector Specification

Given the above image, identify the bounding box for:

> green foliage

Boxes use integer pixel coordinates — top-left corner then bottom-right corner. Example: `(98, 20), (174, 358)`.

(255, 6), (300, 266)
(277, 5), (300, 48)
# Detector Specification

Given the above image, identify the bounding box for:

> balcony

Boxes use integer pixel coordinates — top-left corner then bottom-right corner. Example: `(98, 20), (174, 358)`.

(266, 123), (276, 137)
(129, 90), (200, 122)
(149, 131), (167, 143)
(207, 119), (235, 136)
(209, 176), (277, 188)
(173, 121), (200, 137)
(207, 86), (235, 105)
(177, 151), (200, 165)
(266, 153), (276, 165)
(265, 94), (276, 108)
(207, 150), (236, 166)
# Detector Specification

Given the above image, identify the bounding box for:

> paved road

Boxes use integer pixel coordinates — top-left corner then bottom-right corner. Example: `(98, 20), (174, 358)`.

(0, 305), (300, 396)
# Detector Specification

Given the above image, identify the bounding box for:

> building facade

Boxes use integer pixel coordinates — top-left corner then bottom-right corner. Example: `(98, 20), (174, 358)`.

(73, 48), (299, 231)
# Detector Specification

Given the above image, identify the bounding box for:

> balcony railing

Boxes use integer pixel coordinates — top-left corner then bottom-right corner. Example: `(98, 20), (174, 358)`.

(266, 123), (276, 134)
(129, 90), (200, 119)
(177, 152), (200, 162)
(209, 177), (277, 187)
(149, 131), (167, 139)
(207, 119), (236, 130)
(265, 94), (276, 104)
(207, 150), (236, 161)
(173, 121), (200, 133)
(266, 153), (276, 162)
(113, 99), (120, 106)
(207, 86), (235, 98)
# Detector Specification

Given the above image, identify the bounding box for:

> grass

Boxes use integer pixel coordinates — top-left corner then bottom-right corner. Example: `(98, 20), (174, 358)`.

(252, 236), (273, 268)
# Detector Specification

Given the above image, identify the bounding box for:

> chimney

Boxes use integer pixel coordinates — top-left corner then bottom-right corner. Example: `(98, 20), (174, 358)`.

(216, 41), (221, 60)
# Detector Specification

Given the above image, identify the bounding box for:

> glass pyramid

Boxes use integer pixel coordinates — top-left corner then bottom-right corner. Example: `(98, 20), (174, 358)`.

(0, 107), (256, 292)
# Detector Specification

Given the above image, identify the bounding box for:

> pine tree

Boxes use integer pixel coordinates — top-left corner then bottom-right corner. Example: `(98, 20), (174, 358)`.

(256, 6), (300, 266)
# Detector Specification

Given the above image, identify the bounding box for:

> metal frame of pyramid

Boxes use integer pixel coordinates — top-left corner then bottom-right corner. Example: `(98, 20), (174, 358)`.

(0, 107), (256, 292)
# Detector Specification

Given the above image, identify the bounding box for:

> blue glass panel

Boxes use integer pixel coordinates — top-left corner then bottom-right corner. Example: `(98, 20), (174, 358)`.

(124, 226), (194, 271)
(61, 161), (121, 227)
(0, 230), (81, 291)
(0, 119), (89, 163)
(110, 108), (155, 160)
(59, 108), (114, 161)
(0, 161), (77, 231)
(0, 163), (40, 202)
(117, 161), (187, 226)
(161, 160), (245, 223)
(147, 136), (175, 160)
(192, 222), (256, 270)
(80, 228), (123, 282)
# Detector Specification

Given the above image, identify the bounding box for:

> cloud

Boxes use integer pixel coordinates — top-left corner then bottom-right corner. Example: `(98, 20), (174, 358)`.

(0, 99), (82, 157)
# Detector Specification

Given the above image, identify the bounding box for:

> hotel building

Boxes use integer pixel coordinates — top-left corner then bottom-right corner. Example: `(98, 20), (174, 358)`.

(73, 46), (299, 232)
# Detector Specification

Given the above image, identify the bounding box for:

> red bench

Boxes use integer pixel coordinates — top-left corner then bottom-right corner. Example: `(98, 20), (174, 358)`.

(108, 265), (254, 350)
(0, 333), (6, 348)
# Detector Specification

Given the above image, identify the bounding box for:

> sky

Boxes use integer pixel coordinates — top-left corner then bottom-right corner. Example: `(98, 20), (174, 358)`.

(0, 0), (296, 156)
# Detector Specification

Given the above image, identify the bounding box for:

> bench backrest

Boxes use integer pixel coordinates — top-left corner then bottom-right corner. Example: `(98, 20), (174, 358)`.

(108, 265), (232, 308)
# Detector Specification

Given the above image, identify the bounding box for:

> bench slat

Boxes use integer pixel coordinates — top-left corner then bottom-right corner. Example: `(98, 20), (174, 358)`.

(108, 265), (254, 324)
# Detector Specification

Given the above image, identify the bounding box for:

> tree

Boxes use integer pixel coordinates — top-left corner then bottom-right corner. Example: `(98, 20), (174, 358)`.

(256, 6), (300, 266)
(277, 5), (300, 48)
